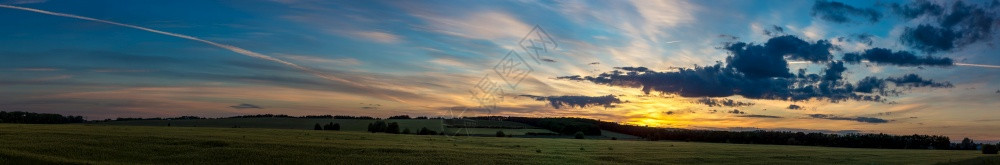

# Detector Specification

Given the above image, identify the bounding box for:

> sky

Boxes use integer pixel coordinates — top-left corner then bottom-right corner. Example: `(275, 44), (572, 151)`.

(1, 0), (999, 141)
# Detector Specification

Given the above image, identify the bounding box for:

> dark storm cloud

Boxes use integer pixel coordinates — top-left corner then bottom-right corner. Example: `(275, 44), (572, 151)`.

(808, 114), (889, 123)
(891, 1), (1000, 53)
(558, 63), (866, 102)
(811, 0), (882, 23)
(557, 35), (954, 103)
(890, 0), (944, 19)
(229, 103), (262, 109)
(696, 97), (754, 107)
(519, 95), (622, 109)
(787, 104), (802, 110)
(740, 114), (783, 118)
(727, 109), (746, 114)
(836, 33), (875, 45)
(842, 48), (953, 66)
(724, 35), (835, 78)
(763, 25), (785, 36)
(899, 25), (961, 53)
(886, 74), (954, 88)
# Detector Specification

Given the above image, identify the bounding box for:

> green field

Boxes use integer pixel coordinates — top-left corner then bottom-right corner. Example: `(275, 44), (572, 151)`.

(0, 124), (995, 164)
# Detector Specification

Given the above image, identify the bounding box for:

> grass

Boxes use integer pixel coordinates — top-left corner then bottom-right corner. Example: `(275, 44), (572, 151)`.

(0, 124), (996, 164)
(98, 118), (553, 136)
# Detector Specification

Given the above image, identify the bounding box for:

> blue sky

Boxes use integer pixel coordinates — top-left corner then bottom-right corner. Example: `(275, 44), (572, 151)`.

(1, 0), (999, 141)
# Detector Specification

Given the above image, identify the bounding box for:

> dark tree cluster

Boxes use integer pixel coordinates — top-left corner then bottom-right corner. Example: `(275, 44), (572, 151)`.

(485, 116), (955, 150)
(313, 122), (340, 131)
(596, 120), (953, 149)
(387, 115), (411, 119)
(499, 117), (602, 136)
(366, 121), (400, 134)
(227, 114), (293, 118)
(0, 111), (85, 124)
(333, 115), (377, 120)
(109, 116), (204, 122)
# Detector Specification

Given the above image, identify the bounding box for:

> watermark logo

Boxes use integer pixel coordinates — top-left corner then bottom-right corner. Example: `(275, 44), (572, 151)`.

(442, 25), (558, 140)
(470, 75), (504, 113)
(519, 25), (558, 64)
(493, 50), (533, 90)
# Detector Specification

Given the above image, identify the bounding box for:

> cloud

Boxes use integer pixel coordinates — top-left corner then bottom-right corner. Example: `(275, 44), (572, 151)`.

(763, 25), (785, 36)
(899, 25), (960, 53)
(351, 31), (402, 43)
(519, 95), (622, 109)
(808, 114), (888, 123)
(836, 33), (875, 45)
(842, 48), (953, 66)
(557, 51), (952, 103)
(696, 97), (754, 107)
(0, 4), (408, 103)
(885, 74), (954, 88)
(413, 10), (532, 40)
(282, 54), (362, 66)
(229, 103), (262, 109)
(740, 114), (783, 118)
(727, 109), (746, 114)
(724, 35), (835, 78)
(787, 104), (802, 110)
(811, 0), (882, 23)
(891, 1), (1000, 53)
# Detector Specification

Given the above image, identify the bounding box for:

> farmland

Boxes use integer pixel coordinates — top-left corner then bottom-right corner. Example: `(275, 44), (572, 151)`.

(0, 124), (994, 164)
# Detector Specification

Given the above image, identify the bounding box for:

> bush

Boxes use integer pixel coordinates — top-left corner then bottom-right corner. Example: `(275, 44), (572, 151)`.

(402, 128), (411, 134)
(611, 137), (617, 140)
(314, 123), (322, 130)
(574, 131), (585, 139)
(984, 144), (998, 154)
(418, 127), (437, 135)
(332, 123), (341, 131)
(496, 130), (506, 137)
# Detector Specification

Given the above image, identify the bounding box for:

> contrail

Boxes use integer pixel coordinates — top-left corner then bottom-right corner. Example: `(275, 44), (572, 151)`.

(0, 4), (406, 103)
(955, 63), (1000, 69)
(789, 60), (1000, 69)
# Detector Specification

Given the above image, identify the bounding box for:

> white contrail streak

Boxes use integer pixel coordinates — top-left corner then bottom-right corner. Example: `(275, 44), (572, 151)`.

(0, 4), (406, 103)
(790, 60), (1000, 69)
(955, 63), (1000, 69)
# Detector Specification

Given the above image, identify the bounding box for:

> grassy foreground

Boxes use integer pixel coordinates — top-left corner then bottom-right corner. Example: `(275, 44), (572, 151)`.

(0, 124), (994, 164)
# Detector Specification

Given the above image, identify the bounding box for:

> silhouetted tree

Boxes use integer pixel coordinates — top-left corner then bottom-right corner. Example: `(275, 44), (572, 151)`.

(402, 128), (411, 134)
(574, 131), (585, 139)
(961, 138), (976, 150)
(367, 123), (375, 133)
(386, 122), (400, 134)
(496, 130), (506, 137)
(323, 122), (334, 130)
(332, 123), (340, 131)
(983, 144), (998, 154)
(314, 123), (322, 130)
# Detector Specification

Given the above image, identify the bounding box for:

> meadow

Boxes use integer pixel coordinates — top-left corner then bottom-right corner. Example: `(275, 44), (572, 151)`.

(0, 124), (996, 164)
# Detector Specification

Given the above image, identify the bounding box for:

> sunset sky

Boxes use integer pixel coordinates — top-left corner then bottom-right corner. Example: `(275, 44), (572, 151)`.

(1, 0), (998, 141)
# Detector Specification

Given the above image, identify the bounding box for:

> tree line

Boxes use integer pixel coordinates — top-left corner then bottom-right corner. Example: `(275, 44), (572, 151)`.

(473, 116), (991, 150)
(0, 111), (85, 124)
